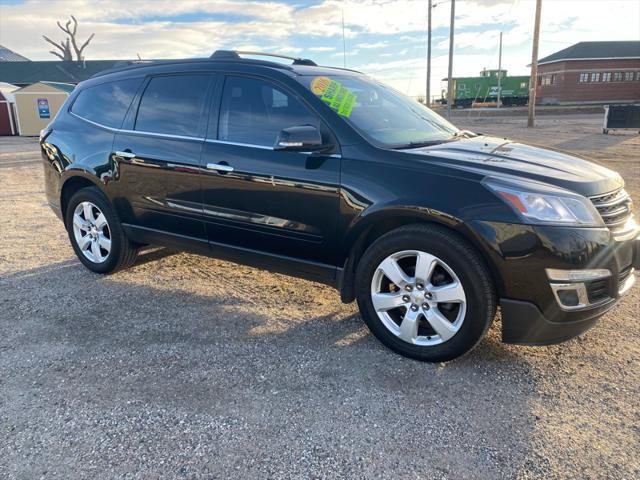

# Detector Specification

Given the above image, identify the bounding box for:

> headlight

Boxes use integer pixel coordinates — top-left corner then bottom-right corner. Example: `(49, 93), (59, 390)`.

(485, 181), (603, 226)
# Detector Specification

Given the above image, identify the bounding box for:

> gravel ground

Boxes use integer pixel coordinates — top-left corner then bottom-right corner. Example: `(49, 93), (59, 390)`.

(0, 114), (638, 479)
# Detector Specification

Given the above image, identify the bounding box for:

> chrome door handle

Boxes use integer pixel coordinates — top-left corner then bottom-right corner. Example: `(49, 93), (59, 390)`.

(207, 163), (234, 172)
(115, 150), (136, 159)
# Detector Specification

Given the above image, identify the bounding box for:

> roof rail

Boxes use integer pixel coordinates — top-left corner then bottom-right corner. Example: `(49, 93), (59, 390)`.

(210, 50), (317, 66)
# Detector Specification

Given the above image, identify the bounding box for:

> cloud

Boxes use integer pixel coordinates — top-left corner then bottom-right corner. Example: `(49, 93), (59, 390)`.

(0, 0), (638, 99)
(308, 46), (336, 52)
(356, 41), (389, 49)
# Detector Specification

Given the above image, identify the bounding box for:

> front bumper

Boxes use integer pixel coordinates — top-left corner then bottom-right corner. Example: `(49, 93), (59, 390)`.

(470, 220), (639, 345)
(500, 298), (614, 345)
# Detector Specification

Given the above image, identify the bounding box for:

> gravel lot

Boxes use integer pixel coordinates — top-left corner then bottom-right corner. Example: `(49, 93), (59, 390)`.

(1, 114), (638, 479)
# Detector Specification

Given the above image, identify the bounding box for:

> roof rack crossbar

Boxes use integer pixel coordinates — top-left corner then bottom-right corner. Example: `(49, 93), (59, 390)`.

(210, 50), (317, 66)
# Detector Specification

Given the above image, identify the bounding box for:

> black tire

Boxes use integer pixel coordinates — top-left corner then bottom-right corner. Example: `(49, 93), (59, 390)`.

(355, 224), (496, 362)
(65, 186), (138, 274)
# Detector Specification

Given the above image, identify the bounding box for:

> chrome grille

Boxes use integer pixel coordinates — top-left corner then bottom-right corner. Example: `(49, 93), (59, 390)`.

(590, 188), (633, 231)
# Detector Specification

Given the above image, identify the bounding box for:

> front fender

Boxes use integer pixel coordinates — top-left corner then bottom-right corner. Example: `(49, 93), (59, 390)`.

(342, 202), (464, 253)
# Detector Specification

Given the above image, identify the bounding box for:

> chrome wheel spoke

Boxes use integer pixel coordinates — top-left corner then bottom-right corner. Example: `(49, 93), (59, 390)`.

(378, 257), (411, 288)
(83, 202), (95, 223)
(80, 234), (92, 250)
(424, 308), (457, 342)
(97, 233), (111, 252)
(372, 292), (406, 312)
(91, 239), (102, 261)
(430, 282), (465, 304)
(399, 308), (420, 344)
(94, 213), (107, 229)
(415, 251), (437, 284)
(73, 213), (89, 232)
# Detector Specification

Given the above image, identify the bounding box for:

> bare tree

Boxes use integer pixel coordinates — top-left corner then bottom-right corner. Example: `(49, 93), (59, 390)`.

(43, 16), (94, 61)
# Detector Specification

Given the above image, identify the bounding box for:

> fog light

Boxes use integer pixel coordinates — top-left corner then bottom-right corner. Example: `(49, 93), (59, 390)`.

(546, 268), (611, 282)
(549, 282), (589, 311)
(556, 289), (580, 307)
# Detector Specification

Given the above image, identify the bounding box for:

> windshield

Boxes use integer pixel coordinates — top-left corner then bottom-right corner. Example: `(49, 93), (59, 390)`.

(297, 74), (459, 148)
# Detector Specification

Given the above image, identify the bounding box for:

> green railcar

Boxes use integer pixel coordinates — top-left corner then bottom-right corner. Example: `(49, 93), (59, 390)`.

(446, 69), (530, 107)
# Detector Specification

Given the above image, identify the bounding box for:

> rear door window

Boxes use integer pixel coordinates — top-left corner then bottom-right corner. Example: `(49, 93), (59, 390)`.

(218, 75), (320, 147)
(135, 75), (211, 138)
(71, 78), (142, 128)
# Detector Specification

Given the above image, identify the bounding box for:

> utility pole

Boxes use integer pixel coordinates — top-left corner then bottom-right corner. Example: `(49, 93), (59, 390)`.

(341, 8), (347, 68)
(528, 0), (542, 127)
(426, 0), (432, 106)
(446, 0), (455, 119)
(497, 31), (502, 108)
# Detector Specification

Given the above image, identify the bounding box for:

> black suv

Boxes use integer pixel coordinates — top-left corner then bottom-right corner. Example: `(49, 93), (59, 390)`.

(41, 51), (639, 361)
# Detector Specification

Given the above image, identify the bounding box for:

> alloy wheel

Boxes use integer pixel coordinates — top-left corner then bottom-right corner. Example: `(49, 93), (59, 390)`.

(370, 250), (466, 346)
(72, 201), (112, 263)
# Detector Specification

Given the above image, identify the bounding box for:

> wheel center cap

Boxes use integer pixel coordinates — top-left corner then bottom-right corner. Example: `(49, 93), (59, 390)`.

(90, 226), (98, 237)
(413, 292), (424, 303)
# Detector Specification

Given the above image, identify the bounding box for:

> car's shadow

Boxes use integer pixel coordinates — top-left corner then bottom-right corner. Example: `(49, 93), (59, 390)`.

(1, 252), (541, 479)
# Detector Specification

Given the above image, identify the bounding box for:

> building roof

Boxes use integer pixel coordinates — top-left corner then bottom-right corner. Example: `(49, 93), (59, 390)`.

(538, 41), (640, 65)
(0, 60), (137, 85)
(14, 80), (75, 94)
(41, 81), (76, 93)
(0, 53), (362, 86)
(0, 45), (30, 62)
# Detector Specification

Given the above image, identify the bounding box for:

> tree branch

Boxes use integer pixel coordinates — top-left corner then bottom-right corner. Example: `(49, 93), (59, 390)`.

(48, 16), (93, 61)
(43, 35), (65, 52)
(70, 15), (78, 36)
(78, 33), (95, 56)
(49, 50), (65, 60)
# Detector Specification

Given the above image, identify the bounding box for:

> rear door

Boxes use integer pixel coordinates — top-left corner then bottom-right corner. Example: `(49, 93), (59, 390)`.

(200, 74), (341, 269)
(112, 73), (215, 246)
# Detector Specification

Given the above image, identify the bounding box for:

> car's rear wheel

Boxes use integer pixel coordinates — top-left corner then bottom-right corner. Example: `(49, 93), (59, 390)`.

(65, 186), (138, 273)
(355, 224), (495, 362)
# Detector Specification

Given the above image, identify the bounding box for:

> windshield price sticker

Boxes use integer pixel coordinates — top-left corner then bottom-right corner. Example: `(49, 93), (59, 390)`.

(311, 76), (357, 118)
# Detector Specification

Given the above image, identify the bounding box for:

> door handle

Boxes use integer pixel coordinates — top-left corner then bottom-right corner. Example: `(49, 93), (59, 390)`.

(115, 150), (136, 159)
(207, 162), (234, 173)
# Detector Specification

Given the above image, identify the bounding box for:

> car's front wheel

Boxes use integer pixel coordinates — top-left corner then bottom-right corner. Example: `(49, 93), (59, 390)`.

(355, 224), (496, 362)
(65, 186), (138, 274)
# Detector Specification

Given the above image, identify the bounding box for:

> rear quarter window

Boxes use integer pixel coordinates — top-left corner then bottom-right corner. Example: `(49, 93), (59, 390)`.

(134, 74), (211, 137)
(71, 78), (142, 128)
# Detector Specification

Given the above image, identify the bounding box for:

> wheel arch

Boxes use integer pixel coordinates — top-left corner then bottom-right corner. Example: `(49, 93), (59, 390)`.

(338, 208), (503, 304)
(59, 173), (103, 227)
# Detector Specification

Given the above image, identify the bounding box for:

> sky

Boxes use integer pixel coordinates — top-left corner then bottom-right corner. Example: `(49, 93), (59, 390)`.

(1, 0), (639, 98)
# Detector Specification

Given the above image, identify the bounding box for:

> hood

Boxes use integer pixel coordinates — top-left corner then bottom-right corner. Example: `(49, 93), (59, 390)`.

(406, 136), (623, 197)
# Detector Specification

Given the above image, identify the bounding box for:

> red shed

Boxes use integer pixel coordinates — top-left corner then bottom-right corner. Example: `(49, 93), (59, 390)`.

(0, 84), (18, 136)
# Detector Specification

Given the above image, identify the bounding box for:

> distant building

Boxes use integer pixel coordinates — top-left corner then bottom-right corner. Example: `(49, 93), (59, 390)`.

(0, 60), (142, 87)
(0, 82), (19, 135)
(0, 45), (30, 62)
(13, 81), (75, 136)
(535, 41), (640, 105)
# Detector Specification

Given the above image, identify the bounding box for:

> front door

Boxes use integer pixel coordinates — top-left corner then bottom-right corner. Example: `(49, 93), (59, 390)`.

(200, 75), (341, 270)
(112, 73), (215, 247)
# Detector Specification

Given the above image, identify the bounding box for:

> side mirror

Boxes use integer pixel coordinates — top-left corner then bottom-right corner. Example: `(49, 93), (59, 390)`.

(274, 125), (325, 151)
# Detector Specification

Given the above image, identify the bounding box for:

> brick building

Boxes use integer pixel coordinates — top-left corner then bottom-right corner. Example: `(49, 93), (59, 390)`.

(535, 41), (640, 105)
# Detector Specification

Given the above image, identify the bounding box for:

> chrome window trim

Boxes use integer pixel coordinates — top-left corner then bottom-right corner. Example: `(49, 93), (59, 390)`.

(69, 112), (341, 157)
(69, 111), (205, 141)
(206, 139), (273, 150)
(205, 139), (342, 158)
(69, 111), (118, 132)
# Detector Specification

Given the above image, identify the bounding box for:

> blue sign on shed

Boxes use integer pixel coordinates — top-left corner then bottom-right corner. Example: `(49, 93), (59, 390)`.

(37, 98), (50, 118)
